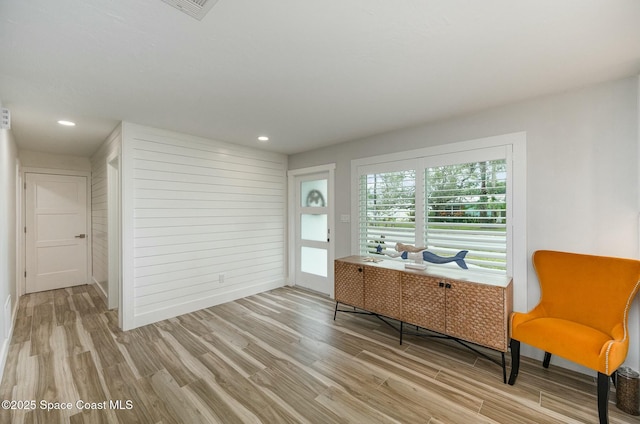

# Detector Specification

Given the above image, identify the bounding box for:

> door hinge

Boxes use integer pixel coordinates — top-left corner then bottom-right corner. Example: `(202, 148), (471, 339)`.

(24, 226), (26, 233)
(24, 182), (26, 190)
(24, 271), (26, 278)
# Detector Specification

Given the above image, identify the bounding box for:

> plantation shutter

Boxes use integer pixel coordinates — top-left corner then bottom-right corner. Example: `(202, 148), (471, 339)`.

(359, 170), (416, 255)
(424, 159), (507, 273)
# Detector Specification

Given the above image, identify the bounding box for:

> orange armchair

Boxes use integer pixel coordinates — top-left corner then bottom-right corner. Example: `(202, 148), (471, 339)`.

(508, 250), (640, 424)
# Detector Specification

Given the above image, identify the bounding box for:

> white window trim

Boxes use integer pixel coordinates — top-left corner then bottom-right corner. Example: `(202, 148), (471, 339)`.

(351, 132), (527, 312)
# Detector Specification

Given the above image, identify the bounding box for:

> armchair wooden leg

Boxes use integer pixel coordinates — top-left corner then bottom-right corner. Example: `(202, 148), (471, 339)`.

(597, 372), (609, 424)
(508, 339), (520, 385)
(543, 352), (551, 368)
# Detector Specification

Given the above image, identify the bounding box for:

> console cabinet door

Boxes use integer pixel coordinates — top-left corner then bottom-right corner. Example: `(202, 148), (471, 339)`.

(401, 274), (446, 333)
(334, 261), (364, 308)
(364, 267), (402, 320)
(445, 280), (507, 351)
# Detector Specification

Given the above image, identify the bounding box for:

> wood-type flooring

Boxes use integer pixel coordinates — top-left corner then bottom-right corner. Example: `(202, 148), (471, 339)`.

(0, 284), (638, 423)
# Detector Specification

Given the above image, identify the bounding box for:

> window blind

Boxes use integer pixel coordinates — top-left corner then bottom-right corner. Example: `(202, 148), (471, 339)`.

(359, 170), (416, 255)
(425, 159), (507, 273)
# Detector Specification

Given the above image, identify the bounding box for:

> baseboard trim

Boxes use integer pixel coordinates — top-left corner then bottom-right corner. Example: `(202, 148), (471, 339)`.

(91, 277), (108, 304)
(132, 278), (286, 329)
(0, 295), (18, 383)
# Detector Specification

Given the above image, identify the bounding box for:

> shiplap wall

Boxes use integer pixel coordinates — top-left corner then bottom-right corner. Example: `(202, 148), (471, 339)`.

(122, 124), (287, 328)
(90, 125), (122, 298)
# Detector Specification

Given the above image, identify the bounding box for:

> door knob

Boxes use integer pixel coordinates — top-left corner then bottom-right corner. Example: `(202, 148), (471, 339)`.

(75, 234), (86, 239)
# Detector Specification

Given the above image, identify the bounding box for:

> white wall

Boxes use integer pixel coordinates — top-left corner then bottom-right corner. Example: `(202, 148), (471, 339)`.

(289, 76), (640, 372)
(90, 125), (122, 299)
(121, 123), (288, 329)
(18, 149), (91, 171)
(0, 101), (18, 382)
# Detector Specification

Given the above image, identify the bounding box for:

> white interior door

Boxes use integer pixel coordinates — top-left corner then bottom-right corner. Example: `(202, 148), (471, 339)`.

(25, 173), (88, 293)
(294, 172), (332, 295)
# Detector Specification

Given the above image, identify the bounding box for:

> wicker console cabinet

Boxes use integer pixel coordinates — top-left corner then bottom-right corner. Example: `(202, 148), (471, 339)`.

(334, 256), (513, 380)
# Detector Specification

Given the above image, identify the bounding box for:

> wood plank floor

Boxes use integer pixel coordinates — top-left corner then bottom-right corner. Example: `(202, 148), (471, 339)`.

(1, 284), (638, 423)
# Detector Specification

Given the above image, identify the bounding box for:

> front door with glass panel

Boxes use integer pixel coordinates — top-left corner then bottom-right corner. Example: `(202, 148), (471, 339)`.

(295, 172), (331, 295)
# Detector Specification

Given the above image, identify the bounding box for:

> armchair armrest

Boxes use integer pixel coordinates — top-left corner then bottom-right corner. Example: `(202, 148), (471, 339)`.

(510, 304), (547, 331)
(600, 323), (630, 375)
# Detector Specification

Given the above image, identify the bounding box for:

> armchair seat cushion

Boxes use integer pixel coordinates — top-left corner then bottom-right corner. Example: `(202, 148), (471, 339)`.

(512, 316), (616, 374)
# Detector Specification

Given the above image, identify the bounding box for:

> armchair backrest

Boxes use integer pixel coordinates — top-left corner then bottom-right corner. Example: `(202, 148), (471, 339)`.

(533, 250), (640, 335)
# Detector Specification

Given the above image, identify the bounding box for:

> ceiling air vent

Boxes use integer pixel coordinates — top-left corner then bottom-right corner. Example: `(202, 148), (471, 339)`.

(161, 0), (219, 20)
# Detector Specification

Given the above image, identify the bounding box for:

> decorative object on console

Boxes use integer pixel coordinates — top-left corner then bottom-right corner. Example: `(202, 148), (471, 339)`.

(362, 256), (383, 263)
(376, 243), (468, 269)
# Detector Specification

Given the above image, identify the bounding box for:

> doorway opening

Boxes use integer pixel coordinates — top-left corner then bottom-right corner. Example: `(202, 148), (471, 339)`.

(107, 153), (122, 326)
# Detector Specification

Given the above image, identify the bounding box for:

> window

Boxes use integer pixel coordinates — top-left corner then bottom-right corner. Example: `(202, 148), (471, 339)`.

(359, 170), (416, 255)
(425, 159), (507, 272)
(356, 145), (512, 275)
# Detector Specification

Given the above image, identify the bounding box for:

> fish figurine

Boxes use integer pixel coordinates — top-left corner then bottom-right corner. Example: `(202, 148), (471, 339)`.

(421, 250), (468, 269)
(376, 243), (469, 269)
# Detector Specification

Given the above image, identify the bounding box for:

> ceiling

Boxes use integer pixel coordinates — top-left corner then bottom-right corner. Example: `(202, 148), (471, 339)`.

(1, 0), (639, 156)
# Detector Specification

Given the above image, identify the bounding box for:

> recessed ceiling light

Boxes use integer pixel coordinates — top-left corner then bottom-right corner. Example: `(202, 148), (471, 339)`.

(57, 120), (76, 126)
(258, 136), (269, 142)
